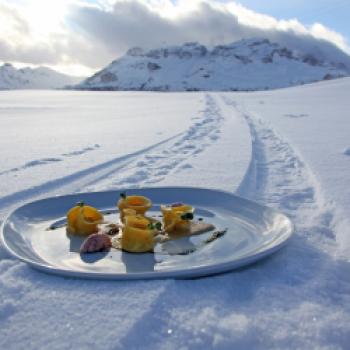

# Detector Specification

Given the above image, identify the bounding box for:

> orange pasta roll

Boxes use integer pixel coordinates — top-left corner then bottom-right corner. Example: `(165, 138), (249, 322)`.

(117, 193), (152, 222)
(161, 203), (194, 233)
(66, 202), (103, 236)
(121, 210), (157, 253)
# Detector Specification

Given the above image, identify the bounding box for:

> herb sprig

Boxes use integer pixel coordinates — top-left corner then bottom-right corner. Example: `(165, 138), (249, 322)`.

(180, 212), (194, 220)
(147, 222), (162, 231)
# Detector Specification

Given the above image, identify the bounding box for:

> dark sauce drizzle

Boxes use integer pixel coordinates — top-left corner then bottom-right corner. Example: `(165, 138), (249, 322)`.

(177, 229), (227, 255)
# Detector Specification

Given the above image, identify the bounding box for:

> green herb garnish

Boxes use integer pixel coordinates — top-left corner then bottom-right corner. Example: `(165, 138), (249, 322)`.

(76, 201), (84, 207)
(147, 222), (162, 231)
(120, 192), (127, 199)
(181, 212), (194, 220)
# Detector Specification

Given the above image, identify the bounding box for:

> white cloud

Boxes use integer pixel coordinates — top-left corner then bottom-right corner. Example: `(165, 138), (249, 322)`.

(0, 0), (349, 76)
(225, 2), (349, 54)
(310, 23), (349, 53)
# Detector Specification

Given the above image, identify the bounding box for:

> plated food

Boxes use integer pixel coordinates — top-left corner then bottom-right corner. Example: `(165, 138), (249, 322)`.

(66, 192), (219, 254)
(117, 193), (152, 222)
(1, 187), (294, 279)
(67, 202), (104, 235)
(161, 203), (194, 233)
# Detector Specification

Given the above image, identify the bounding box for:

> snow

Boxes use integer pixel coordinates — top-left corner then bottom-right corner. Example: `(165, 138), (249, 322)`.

(77, 39), (349, 91)
(229, 77), (350, 257)
(0, 64), (83, 90)
(1, 78), (350, 349)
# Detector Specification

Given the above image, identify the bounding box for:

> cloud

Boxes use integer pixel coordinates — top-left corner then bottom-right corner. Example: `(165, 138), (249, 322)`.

(0, 0), (349, 75)
(68, 0), (350, 63)
(0, 3), (65, 65)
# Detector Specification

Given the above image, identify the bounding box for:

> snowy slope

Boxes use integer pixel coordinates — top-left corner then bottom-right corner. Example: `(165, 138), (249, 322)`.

(77, 38), (350, 91)
(0, 63), (83, 89)
(0, 79), (350, 349)
(229, 77), (350, 258)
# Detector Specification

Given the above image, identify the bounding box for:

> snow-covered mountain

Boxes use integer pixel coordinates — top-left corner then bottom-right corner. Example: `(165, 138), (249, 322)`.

(76, 38), (350, 91)
(0, 63), (83, 90)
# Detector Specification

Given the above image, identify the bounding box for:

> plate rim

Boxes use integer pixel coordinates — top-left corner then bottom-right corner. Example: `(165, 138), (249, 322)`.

(0, 186), (294, 280)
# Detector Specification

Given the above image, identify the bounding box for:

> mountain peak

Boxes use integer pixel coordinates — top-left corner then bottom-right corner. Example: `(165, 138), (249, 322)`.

(77, 37), (350, 91)
(0, 64), (83, 90)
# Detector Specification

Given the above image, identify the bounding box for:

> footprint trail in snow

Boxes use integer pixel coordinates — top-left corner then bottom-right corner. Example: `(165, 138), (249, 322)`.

(83, 94), (223, 191)
(0, 94), (223, 220)
(223, 95), (336, 250)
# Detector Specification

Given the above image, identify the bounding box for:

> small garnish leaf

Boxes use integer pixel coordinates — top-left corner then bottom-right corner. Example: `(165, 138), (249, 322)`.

(147, 222), (162, 231)
(120, 192), (127, 199)
(155, 222), (162, 231)
(181, 212), (194, 220)
(76, 201), (84, 207)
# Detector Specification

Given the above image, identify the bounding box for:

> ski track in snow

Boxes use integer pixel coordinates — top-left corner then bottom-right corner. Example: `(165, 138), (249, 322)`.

(0, 158), (62, 176)
(61, 144), (101, 157)
(223, 95), (335, 243)
(206, 95), (350, 347)
(0, 135), (180, 219)
(0, 144), (101, 176)
(84, 94), (223, 191)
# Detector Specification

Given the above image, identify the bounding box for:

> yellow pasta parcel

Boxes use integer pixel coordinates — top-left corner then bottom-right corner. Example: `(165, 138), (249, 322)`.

(117, 193), (152, 222)
(161, 203), (195, 233)
(121, 210), (159, 253)
(66, 202), (104, 235)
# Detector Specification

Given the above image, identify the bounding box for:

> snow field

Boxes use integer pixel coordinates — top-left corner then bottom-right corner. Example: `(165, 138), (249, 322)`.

(0, 90), (203, 217)
(83, 94), (251, 193)
(0, 79), (350, 349)
(230, 77), (350, 257)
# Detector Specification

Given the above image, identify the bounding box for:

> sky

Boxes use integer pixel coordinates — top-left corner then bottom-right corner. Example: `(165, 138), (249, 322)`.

(0, 0), (349, 77)
(226, 0), (350, 40)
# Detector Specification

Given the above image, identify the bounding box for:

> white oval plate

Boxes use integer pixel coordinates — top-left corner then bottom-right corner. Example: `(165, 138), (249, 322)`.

(1, 187), (293, 280)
